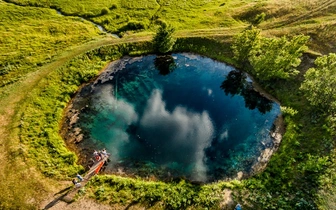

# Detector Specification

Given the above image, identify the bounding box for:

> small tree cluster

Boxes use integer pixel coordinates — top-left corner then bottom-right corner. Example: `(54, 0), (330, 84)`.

(231, 28), (261, 64)
(232, 28), (309, 81)
(152, 22), (176, 54)
(300, 53), (336, 113)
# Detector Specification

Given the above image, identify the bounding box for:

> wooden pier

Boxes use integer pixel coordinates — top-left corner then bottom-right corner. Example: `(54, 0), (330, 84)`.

(61, 156), (109, 203)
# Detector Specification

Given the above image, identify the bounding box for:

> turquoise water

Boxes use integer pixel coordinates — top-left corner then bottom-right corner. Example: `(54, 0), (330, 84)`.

(74, 54), (280, 182)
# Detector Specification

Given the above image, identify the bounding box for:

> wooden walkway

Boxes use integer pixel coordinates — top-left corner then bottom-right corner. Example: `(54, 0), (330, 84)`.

(61, 156), (109, 203)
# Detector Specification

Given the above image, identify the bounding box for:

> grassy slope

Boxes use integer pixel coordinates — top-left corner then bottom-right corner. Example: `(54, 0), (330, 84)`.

(3, 0), (249, 32)
(0, 36), (154, 208)
(0, 1), (104, 89)
(0, 0), (336, 209)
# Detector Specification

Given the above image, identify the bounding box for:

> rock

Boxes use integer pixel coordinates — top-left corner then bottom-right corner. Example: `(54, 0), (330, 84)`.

(75, 134), (84, 143)
(73, 127), (81, 136)
(69, 111), (79, 126)
(220, 189), (235, 209)
(236, 171), (243, 180)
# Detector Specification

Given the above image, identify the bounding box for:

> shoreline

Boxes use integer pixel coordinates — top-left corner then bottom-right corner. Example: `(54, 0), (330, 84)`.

(60, 55), (285, 183)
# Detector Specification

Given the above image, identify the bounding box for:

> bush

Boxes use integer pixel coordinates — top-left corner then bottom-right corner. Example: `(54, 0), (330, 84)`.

(118, 21), (147, 33)
(253, 12), (266, 25)
(126, 21), (146, 30)
(110, 4), (117, 10)
(101, 7), (110, 15)
(280, 106), (298, 117)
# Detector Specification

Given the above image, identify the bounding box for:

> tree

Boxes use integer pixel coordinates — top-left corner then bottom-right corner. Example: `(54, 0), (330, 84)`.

(152, 22), (176, 54)
(231, 27), (261, 64)
(249, 35), (309, 80)
(231, 28), (309, 81)
(300, 53), (336, 113)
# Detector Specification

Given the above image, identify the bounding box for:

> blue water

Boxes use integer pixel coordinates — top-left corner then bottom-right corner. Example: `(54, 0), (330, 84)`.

(75, 54), (280, 182)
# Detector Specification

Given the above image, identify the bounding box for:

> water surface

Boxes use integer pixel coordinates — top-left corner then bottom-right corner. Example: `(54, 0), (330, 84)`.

(71, 54), (280, 182)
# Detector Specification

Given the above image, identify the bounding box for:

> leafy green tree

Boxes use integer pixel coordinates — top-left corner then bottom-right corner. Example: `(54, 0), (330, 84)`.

(231, 27), (261, 64)
(232, 28), (309, 81)
(249, 35), (309, 80)
(153, 22), (176, 54)
(300, 53), (336, 113)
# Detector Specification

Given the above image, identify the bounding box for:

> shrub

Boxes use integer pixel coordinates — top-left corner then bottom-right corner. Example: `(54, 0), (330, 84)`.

(253, 12), (266, 25)
(126, 21), (146, 30)
(101, 7), (110, 15)
(280, 106), (298, 117)
(110, 4), (117, 10)
(118, 21), (147, 33)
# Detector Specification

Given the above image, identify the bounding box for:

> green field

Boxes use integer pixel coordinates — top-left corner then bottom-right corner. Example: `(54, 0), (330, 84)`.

(0, 0), (336, 209)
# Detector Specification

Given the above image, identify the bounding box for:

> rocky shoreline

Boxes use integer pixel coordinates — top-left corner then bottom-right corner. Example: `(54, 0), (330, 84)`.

(60, 57), (285, 182)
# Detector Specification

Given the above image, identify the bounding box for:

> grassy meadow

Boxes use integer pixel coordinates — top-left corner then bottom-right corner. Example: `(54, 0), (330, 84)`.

(0, 1), (103, 90)
(0, 0), (336, 209)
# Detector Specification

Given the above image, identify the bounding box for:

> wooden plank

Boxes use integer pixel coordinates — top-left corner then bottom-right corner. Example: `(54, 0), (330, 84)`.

(61, 156), (109, 202)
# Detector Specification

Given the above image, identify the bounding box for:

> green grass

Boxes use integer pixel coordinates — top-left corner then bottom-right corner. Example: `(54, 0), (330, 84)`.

(1, 0), (336, 209)
(0, 40), (153, 209)
(0, 1), (101, 88)
(16, 42), (153, 179)
(3, 0), (250, 33)
(84, 175), (242, 209)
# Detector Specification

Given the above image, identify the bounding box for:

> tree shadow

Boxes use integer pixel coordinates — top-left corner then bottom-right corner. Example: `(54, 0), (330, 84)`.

(43, 187), (72, 210)
(54, 186), (72, 196)
(154, 55), (177, 76)
(220, 70), (273, 113)
(124, 201), (139, 210)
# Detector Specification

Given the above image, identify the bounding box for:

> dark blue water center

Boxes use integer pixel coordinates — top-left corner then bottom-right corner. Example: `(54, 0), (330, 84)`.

(75, 54), (280, 182)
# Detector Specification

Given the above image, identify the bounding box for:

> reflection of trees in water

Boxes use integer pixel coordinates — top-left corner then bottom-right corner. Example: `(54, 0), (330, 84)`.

(220, 70), (273, 114)
(220, 69), (246, 96)
(241, 87), (273, 114)
(154, 55), (177, 76)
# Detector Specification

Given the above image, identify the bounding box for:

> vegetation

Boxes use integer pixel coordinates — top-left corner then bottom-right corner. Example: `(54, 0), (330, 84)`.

(232, 28), (309, 80)
(253, 12), (266, 25)
(3, 0), (242, 32)
(86, 175), (242, 209)
(1, 0), (336, 209)
(0, 1), (101, 89)
(17, 42), (153, 178)
(231, 28), (261, 65)
(153, 22), (176, 54)
(249, 34), (309, 80)
(300, 53), (336, 114)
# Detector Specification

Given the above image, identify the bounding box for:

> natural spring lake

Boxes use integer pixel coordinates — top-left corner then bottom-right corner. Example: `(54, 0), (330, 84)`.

(66, 53), (281, 182)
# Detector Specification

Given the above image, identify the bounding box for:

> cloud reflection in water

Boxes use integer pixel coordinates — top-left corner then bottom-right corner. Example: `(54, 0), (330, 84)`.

(91, 85), (138, 160)
(93, 87), (214, 181)
(138, 90), (214, 181)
